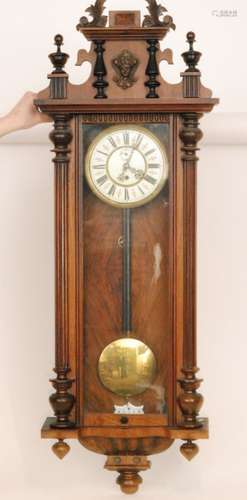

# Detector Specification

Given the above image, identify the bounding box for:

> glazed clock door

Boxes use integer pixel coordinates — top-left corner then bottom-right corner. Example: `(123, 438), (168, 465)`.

(85, 125), (168, 207)
(78, 116), (175, 427)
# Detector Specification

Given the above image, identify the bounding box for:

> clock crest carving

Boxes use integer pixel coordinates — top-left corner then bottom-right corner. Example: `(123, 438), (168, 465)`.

(112, 50), (139, 89)
(35, 0), (219, 494)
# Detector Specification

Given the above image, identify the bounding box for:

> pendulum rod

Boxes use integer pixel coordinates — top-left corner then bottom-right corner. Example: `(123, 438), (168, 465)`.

(122, 208), (132, 336)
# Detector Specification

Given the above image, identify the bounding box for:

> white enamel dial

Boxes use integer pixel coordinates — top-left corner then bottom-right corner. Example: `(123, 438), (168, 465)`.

(85, 125), (169, 208)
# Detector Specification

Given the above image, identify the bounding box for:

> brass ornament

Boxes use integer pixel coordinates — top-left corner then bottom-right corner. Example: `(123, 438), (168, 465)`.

(112, 50), (139, 90)
(98, 338), (157, 397)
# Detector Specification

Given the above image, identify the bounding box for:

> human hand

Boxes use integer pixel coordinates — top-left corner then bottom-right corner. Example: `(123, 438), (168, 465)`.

(0, 92), (51, 138)
(7, 92), (51, 130)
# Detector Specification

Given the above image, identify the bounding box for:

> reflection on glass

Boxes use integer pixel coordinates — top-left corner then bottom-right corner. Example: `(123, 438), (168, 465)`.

(98, 338), (157, 397)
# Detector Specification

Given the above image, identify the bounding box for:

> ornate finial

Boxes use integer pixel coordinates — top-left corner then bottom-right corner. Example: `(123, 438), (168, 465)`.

(52, 440), (71, 460)
(142, 0), (176, 30)
(76, 0), (107, 30)
(182, 32), (202, 72)
(49, 34), (69, 74)
(180, 440), (199, 461)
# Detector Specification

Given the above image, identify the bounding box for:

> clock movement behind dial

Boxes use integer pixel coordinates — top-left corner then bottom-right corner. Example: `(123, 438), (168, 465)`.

(35, 1), (219, 494)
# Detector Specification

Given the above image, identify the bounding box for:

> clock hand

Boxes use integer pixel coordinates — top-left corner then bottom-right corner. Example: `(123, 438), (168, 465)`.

(127, 166), (144, 178)
(127, 147), (135, 164)
(123, 208), (132, 336)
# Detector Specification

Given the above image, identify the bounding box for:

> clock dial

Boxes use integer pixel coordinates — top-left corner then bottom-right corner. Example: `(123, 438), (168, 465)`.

(85, 125), (169, 208)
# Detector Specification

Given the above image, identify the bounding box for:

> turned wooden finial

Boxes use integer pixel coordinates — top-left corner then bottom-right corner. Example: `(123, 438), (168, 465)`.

(49, 34), (69, 74)
(117, 471), (143, 495)
(48, 35), (70, 98)
(180, 440), (199, 461)
(182, 32), (202, 72)
(105, 455), (151, 495)
(52, 439), (71, 460)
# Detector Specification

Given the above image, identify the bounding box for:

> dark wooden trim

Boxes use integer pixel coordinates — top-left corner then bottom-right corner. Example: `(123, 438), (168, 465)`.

(76, 116), (85, 427)
(168, 114), (176, 426)
(145, 39), (160, 98)
(93, 40), (108, 98)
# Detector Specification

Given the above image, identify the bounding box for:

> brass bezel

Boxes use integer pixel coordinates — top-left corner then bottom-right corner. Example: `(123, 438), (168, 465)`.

(84, 124), (169, 208)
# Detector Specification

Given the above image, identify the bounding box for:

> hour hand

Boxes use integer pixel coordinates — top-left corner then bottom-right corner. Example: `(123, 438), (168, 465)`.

(127, 166), (144, 179)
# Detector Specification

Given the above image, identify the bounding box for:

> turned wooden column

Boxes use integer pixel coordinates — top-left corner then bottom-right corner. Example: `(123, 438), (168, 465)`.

(145, 39), (160, 98)
(93, 39), (108, 98)
(178, 112), (204, 430)
(49, 113), (75, 428)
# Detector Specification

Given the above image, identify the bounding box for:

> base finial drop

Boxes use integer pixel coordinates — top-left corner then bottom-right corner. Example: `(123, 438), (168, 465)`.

(180, 440), (199, 461)
(117, 471), (143, 495)
(52, 439), (70, 460)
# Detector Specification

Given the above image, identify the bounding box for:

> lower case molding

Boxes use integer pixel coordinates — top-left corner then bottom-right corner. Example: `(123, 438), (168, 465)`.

(41, 416), (209, 440)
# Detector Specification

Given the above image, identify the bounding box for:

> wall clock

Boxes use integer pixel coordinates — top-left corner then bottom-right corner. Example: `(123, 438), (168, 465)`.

(35, 0), (219, 494)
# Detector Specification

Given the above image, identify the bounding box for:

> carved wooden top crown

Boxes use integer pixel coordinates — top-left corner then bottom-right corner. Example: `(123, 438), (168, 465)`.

(76, 0), (175, 40)
(35, 1), (219, 112)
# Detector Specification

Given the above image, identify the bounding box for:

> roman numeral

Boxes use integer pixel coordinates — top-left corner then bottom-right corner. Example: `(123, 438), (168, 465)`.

(138, 186), (145, 195)
(124, 188), (129, 201)
(134, 134), (143, 149)
(123, 132), (130, 145)
(144, 175), (157, 185)
(108, 184), (116, 196)
(97, 150), (108, 157)
(96, 175), (108, 186)
(145, 148), (156, 157)
(92, 165), (105, 169)
(148, 163), (160, 169)
(108, 136), (117, 148)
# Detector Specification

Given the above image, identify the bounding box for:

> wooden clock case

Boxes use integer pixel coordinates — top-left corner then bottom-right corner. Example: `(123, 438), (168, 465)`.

(35, 1), (218, 494)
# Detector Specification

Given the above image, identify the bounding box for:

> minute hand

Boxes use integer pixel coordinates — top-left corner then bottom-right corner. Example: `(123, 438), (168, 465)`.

(126, 147), (135, 165)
